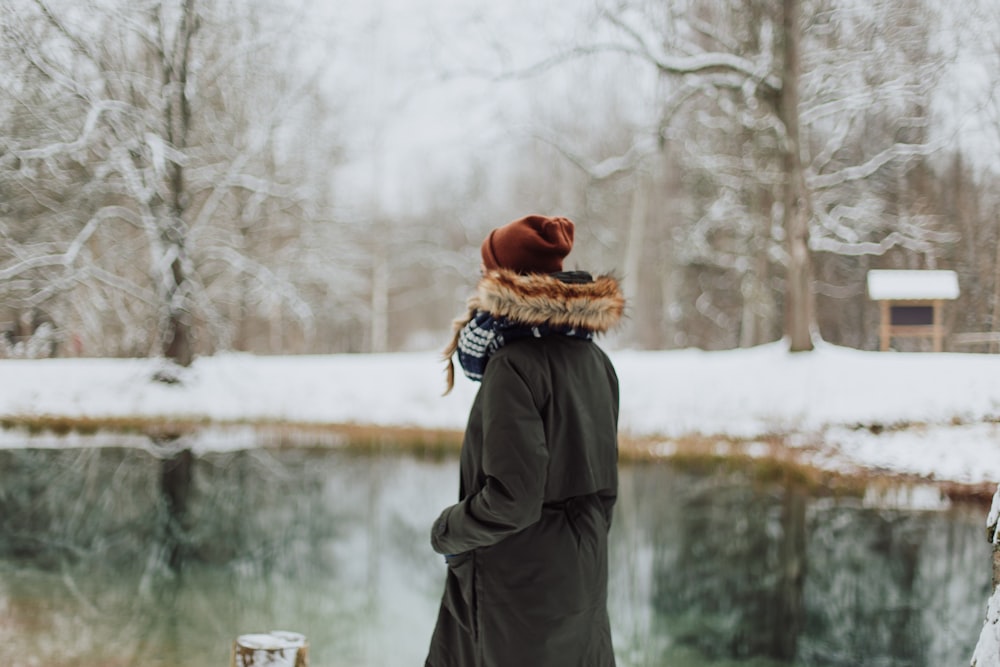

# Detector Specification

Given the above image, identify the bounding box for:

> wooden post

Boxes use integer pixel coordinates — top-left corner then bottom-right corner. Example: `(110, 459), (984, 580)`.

(232, 631), (308, 667)
(880, 301), (890, 351)
(933, 299), (943, 352)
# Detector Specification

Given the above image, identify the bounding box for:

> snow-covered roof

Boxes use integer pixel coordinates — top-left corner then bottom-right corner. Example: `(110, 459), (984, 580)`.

(866, 270), (960, 301)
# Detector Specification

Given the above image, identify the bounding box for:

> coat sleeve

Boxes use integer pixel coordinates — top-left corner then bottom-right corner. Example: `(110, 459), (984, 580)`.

(431, 353), (549, 555)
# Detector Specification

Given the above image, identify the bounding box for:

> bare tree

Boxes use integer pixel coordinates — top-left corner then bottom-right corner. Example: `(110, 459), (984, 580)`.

(777, 0), (812, 351)
(956, 0), (1000, 347)
(0, 0), (336, 364)
(589, 0), (946, 351)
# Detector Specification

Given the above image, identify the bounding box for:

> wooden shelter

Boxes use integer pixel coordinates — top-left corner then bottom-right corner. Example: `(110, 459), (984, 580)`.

(866, 270), (960, 352)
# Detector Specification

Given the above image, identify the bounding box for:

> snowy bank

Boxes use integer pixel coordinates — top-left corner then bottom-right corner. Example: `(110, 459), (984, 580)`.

(972, 484), (1000, 667)
(972, 587), (1000, 667)
(1, 342), (1000, 485)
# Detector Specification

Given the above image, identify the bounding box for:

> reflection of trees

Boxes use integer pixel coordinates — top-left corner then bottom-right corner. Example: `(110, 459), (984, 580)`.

(609, 465), (666, 664)
(801, 505), (988, 666)
(0, 446), (341, 664)
(648, 470), (807, 662)
(803, 511), (925, 664)
(0, 446), (456, 667)
(0, 451), (989, 666)
(776, 485), (807, 660)
(160, 447), (194, 572)
(622, 464), (989, 666)
(0, 448), (161, 566)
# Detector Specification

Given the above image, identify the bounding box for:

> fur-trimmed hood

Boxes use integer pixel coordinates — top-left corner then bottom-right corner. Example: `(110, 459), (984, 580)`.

(443, 269), (624, 392)
(470, 269), (624, 332)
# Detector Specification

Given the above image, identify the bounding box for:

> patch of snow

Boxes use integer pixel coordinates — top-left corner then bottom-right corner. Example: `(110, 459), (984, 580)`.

(972, 587), (1000, 667)
(744, 441), (771, 458)
(820, 424), (1000, 485)
(862, 484), (951, 511)
(238, 631), (306, 650)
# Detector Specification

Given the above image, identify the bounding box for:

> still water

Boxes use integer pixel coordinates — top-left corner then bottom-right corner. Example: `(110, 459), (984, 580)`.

(0, 444), (991, 667)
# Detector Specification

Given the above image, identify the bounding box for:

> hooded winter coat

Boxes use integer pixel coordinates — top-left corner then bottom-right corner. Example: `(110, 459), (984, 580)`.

(426, 269), (624, 667)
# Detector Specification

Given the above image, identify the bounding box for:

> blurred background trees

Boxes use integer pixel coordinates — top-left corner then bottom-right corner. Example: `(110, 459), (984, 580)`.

(0, 0), (341, 362)
(1, 0), (998, 360)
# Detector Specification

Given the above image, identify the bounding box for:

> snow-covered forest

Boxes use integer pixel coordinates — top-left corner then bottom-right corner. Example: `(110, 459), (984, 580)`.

(2, 0), (1000, 363)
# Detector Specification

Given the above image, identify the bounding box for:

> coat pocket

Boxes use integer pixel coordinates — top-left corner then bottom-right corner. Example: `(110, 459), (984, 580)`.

(443, 551), (478, 640)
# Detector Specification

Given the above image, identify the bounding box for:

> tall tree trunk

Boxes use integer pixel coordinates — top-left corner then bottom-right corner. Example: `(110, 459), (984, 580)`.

(992, 214), (1000, 353)
(163, 253), (194, 366)
(160, 0), (198, 367)
(779, 0), (815, 352)
(370, 244), (389, 353)
(622, 166), (649, 346)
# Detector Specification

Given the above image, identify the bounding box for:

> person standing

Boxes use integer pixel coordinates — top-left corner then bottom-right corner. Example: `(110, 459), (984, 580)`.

(426, 214), (624, 667)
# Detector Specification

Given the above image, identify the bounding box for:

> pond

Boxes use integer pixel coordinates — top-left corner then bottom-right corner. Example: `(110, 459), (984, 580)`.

(0, 443), (991, 667)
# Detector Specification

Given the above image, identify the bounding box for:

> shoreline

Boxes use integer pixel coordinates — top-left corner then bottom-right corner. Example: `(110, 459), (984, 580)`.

(1, 414), (994, 506)
(2, 347), (1000, 500)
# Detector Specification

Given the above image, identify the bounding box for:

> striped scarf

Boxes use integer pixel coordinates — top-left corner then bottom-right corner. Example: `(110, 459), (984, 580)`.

(456, 311), (594, 382)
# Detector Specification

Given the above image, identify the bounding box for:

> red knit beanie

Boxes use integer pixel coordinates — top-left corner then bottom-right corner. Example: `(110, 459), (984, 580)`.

(480, 215), (575, 274)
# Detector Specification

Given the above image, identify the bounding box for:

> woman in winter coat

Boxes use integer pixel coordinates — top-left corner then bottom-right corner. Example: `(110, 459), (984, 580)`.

(425, 214), (624, 667)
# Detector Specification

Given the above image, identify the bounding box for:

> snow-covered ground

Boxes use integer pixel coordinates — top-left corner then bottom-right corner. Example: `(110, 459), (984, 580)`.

(1, 341), (1000, 486)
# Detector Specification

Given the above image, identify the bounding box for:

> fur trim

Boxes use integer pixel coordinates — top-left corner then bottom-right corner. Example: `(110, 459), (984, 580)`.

(442, 269), (624, 394)
(474, 269), (624, 332)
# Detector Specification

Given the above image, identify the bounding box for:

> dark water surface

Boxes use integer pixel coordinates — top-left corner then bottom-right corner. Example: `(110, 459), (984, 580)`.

(0, 445), (991, 666)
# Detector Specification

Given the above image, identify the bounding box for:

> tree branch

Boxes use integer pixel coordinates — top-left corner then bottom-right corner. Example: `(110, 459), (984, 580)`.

(10, 100), (127, 160)
(30, 0), (100, 65)
(601, 8), (782, 94)
(807, 138), (948, 190)
(531, 130), (658, 181)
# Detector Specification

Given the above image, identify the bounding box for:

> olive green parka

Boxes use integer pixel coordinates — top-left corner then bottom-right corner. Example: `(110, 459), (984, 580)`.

(426, 269), (624, 667)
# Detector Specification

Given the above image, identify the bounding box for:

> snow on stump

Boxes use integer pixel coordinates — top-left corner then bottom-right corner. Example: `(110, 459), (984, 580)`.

(971, 484), (1000, 667)
(231, 631), (308, 667)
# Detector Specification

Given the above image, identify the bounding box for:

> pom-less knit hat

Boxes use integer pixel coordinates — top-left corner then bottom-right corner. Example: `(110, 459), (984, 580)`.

(480, 215), (574, 274)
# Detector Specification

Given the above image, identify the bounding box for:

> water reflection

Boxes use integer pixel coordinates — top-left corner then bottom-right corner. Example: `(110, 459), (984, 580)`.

(611, 466), (990, 667)
(0, 446), (991, 666)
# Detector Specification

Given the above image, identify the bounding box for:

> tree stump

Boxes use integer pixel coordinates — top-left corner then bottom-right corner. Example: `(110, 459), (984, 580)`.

(231, 631), (308, 667)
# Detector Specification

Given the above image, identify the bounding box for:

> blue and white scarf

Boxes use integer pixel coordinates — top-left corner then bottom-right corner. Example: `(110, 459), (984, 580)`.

(456, 311), (594, 381)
